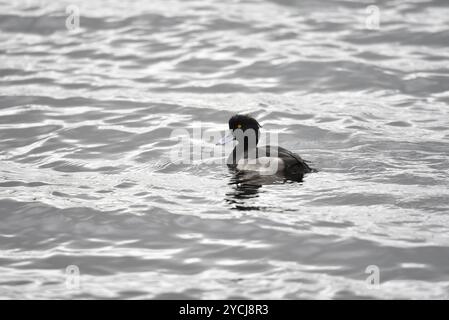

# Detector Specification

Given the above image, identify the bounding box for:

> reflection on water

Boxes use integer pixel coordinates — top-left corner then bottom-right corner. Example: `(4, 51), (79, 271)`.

(226, 169), (305, 211)
(226, 170), (264, 211)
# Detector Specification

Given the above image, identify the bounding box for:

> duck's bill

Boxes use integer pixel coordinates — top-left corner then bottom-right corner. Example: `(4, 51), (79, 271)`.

(216, 133), (234, 145)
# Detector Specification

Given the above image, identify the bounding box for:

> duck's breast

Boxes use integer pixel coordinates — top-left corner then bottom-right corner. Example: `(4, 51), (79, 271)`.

(236, 156), (285, 175)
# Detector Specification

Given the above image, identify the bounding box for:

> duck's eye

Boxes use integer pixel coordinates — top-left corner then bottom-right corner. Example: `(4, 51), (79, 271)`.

(237, 124), (242, 129)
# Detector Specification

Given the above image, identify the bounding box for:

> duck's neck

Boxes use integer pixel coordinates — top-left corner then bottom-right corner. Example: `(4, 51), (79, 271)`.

(228, 138), (259, 166)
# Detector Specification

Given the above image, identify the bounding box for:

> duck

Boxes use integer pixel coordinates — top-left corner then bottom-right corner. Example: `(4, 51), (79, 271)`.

(217, 114), (314, 178)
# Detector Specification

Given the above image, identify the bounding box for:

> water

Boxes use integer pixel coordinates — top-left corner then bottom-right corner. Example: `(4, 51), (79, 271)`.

(1, 0), (449, 299)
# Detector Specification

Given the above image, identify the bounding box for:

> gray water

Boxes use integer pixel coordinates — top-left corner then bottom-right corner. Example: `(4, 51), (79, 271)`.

(1, 0), (449, 299)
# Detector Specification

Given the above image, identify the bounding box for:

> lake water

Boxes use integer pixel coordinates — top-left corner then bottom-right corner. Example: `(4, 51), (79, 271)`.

(1, 0), (449, 299)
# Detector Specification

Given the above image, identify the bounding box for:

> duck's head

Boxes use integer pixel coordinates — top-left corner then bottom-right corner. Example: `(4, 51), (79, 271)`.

(229, 114), (261, 133)
(218, 114), (262, 148)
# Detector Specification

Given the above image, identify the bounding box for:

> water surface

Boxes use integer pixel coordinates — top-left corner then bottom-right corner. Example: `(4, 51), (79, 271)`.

(1, 0), (449, 299)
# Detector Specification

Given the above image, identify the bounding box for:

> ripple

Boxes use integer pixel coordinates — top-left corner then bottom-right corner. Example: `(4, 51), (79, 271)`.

(1, 0), (449, 299)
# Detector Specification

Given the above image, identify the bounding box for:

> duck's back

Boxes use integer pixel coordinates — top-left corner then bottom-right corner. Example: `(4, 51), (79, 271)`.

(257, 146), (313, 175)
